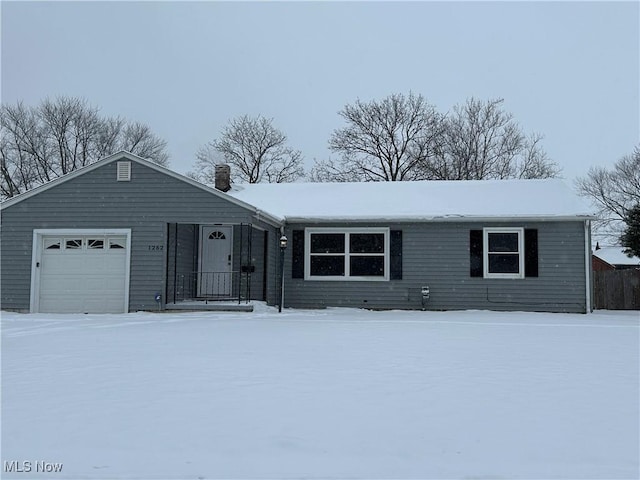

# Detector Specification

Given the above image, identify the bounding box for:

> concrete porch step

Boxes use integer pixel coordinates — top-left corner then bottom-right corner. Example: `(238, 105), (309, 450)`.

(165, 302), (254, 312)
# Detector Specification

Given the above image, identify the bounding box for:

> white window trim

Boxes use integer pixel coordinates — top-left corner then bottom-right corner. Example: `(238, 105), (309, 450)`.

(483, 227), (525, 279)
(30, 228), (132, 313)
(304, 227), (390, 281)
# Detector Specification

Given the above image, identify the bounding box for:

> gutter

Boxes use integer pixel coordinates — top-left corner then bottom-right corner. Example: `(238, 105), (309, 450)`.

(584, 219), (592, 313)
(253, 208), (284, 227)
(282, 214), (597, 224)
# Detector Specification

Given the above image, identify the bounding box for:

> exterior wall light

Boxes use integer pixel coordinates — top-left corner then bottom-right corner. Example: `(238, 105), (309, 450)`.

(279, 235), (288, 312)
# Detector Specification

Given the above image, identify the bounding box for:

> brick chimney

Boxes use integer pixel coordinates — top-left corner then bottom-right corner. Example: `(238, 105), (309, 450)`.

(214, 164), (231, 192)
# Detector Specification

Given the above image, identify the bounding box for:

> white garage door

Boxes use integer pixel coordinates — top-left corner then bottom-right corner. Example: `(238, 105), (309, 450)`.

(38, 234), (129, 313)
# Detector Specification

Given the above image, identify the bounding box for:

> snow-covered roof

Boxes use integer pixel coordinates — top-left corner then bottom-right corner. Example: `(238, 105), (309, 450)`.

(593, 246), (640, 266)
(227, 178), (595, 222)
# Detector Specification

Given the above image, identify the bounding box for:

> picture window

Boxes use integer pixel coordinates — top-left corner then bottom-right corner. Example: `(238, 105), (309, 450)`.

(305, 228), (389, 280)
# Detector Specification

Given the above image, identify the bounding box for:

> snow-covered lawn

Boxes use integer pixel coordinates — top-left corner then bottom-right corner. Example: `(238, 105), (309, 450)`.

(2, 306), (638, 479)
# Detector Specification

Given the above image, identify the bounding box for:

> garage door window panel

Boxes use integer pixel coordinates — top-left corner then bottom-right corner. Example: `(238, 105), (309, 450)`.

(88, 239), (105, 249)
(44, 239), (61, 250)
(109, 238), (126, 249)
(65, 239), (83, 250)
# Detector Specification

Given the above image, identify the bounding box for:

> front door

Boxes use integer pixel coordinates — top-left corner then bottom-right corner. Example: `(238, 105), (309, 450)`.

(198, 225), (233, 297)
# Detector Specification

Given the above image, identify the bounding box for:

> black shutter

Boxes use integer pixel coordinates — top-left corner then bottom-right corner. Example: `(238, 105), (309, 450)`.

(291, 230), (305, 279)
(524, 229), (538, 277)
(470, 230), (483, 277)
(390, 230), (402, 280)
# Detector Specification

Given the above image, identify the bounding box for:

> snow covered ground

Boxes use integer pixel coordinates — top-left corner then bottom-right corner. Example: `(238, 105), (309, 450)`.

(2, 306), (639, 479)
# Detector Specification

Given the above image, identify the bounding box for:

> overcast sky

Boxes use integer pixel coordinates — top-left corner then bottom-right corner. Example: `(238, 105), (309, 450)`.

(2, 1), (638, 183)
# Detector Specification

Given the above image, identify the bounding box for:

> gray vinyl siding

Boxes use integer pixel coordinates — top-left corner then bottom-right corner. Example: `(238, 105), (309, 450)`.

(282, 221), (588, 313)
(0, 159), (280, 311)
(248, 227), (266, 301)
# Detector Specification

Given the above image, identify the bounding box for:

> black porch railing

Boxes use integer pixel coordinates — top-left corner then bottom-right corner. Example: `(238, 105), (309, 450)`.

(166, 223), (260, 306)
(174, 271), (246, 304)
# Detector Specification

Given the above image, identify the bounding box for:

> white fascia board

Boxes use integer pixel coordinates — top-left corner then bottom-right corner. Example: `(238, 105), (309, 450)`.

(283, 214), (597, 224)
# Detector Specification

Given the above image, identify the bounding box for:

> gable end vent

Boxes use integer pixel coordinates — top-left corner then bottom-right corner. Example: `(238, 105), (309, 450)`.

(117, 161), (131, 181)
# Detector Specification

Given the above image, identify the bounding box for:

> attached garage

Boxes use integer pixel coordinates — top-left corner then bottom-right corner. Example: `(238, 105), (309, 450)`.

(1, 152), (282, 313)
(31, 229), (131, 313)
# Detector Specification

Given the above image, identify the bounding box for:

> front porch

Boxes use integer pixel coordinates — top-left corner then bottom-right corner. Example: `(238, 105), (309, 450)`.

(165, 299), (254, 312)
(165, 223), (269, 308)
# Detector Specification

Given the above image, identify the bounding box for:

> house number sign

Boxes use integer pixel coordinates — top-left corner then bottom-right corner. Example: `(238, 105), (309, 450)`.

(147, 245), (164, 251)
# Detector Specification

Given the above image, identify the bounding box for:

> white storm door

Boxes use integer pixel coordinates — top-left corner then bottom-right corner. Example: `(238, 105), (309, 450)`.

(198, 225), (233, 297)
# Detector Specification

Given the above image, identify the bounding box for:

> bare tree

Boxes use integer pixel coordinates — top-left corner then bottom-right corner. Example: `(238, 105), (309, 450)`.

(39, 96), (103, 175)
(308, 157), (370, 183)
(312, 92), (444, 182)
(420, 98), (560, 180)
(0, 102), (46, 197)
(516, 133), (561, 179)
(118, 122), (169, 166)
(576, 146), (640, 241)
(0, 96), (169, 199)
(191, 115), (304, 184)
(313, 94), (557, 183)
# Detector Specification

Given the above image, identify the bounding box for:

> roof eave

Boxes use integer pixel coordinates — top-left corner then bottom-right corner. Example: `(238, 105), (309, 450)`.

(283, 214), (597, 224)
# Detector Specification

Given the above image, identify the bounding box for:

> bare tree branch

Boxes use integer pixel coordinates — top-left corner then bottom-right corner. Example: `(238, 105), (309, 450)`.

(315, 92), (444, 182)
(315, 94), (557, 183)
(517, 133), (562, 179)
(576, 146), (640, 241)
(421, 98), (560, 181)
(191, 115), (304, 184)
(0, 96), (170, 199)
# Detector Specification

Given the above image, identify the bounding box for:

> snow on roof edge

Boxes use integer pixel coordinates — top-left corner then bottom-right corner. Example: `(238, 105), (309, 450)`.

(283, 214), (596, 223)
(593, 246), (640, 266)
(228, 178), (596, 221)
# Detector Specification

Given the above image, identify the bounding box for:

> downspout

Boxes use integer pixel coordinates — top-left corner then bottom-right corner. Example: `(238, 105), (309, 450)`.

(584, 219), (592, 313)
